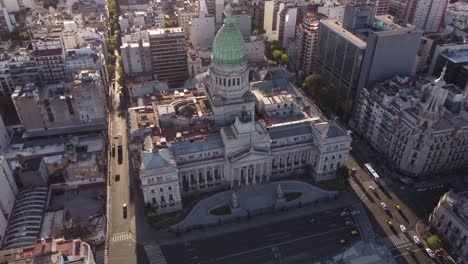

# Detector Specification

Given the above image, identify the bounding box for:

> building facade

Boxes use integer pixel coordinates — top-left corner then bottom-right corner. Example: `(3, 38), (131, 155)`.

(404, 0), (450, 32)
(138, 5), (352, 215)
(429, 190), (468, 263)
(31, 36), (67, 84)
(121, 40), (152, 76)
(148, 28), (188, 87)
(278, 4), (298, 49)
(294, 16), (319, 76)
(352, 72), (468, 177)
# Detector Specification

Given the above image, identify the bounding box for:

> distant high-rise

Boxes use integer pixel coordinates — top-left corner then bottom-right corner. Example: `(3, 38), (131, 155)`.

(294, 16), (319, 76)
(315, 5), (423, 119)
(339, 0), (390, 15)
(404, 0), (450, 32)
(278, 4), (298, 48)
(148, 28), (188, 87)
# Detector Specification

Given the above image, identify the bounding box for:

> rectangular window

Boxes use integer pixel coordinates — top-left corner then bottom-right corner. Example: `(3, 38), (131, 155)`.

(160, 196), (165, 202)
(160, 188), (164, 192)
(169, 194), (174, 201)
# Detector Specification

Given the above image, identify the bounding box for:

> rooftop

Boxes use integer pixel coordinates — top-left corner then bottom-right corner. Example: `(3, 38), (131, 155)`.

(441, 190), (468, 228)
(172, 134), (224, 156)
(320, 19), (366, 49)
(440, 48), (468, 64)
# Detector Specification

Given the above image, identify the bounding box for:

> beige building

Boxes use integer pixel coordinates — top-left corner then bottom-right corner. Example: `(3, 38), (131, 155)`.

(352, 71), (468, 177)
(429, 190), (468, 263)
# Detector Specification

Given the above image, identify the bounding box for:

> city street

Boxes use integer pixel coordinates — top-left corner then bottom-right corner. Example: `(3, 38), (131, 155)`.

(347, 144), (437, 264)
(160, 206), (361, 263)
(106, 58), (137, 264)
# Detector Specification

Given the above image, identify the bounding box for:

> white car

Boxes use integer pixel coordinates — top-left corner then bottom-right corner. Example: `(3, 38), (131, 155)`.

(400, 225), (406, 232)
(369, 186), (376, 192)
(425, 248), (436, 258)
(351, 210), (360, 216)
(380, 202), (388, 211)
(413, 236), (420, 244)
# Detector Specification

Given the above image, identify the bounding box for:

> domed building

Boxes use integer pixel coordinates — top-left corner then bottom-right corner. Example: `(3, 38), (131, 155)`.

(137, 4), (353, 216)
(206, 4), (256, 125)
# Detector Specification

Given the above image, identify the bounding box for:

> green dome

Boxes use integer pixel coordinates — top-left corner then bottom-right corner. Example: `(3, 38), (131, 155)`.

(212, 4), (247, 66)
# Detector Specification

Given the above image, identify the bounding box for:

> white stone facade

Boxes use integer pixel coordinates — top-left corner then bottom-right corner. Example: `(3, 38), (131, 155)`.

(352, 74), (468, 177)
(121, 41), (152, 76)
(429, 190), (468, 263)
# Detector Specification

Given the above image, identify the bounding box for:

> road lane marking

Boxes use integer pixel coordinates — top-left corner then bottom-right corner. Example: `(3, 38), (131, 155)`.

(216, 226), (350, 261)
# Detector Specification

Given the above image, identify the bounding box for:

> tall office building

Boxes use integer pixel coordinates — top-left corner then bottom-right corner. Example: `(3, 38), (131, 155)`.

(295, 16), (319, 76)
(340, 0), (390, 15)
(263, 0), (283, 41)
(191, 0), (216, 49)
(31, 35), (67, 84)
(121, 40), (153, 76)
(278, 4), (298, 48)
(148, 28), (188, 87)
(404, 0), (450, 32)
(315, 5), (423, 119)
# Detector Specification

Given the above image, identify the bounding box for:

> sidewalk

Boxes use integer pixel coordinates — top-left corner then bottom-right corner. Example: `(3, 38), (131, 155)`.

(140, 190), (359, 246)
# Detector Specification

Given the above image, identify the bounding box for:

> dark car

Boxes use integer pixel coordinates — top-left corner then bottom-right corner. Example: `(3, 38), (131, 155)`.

(115, 174), (120, 182)
(112, 144), (116, 157)
(123, 203), (127, 219)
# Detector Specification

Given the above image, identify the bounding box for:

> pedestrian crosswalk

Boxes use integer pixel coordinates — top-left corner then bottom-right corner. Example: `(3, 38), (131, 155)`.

(352, 203), (376, 243)
(111, 232), (133, 242)
(144, 245), (168, 264)
(95, 248), (108, 264)
(381, 230), (418, 249)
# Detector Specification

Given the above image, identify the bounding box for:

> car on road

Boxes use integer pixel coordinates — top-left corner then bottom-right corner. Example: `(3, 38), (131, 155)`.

(340, 210), (350, 216)
(369, 186), (376, 192)
(425, 248), (436, 258)
(386, 219), (392, 225)
(400, 225), (406, 232)
(115, 174), (120, 182)
(112, 144), (115, 157)
(345, 220), (354, 226)
(351, 230), (359, 235)
(395, 204), (401, 210)
(340, 239), (346, 245)
(308, 218), (316, 224)
(351, 210), (360, 216)
(123, 203), (127, 219)
(381, 202), (388, 211)
(413, 236), (420, 244)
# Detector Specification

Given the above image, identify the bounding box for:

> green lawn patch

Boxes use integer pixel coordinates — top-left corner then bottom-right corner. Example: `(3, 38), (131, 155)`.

(210, 204), (232, 216)
(285, 192), (302, 202)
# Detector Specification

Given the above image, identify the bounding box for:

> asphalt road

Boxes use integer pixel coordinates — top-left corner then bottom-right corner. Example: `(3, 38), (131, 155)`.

(347, 144), (437, 264)
(161, 206), (360, 264)
(106, 57), (137, 264)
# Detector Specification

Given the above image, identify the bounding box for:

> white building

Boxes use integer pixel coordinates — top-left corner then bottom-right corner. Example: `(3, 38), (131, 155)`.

(352, 72), (468, 177)
(121, 40), (152, 76)
(137, 5), (352, 214)
(190, 6), (216, 50)
(278, 5), (297, 49)
(263, 0), (283, 41)
(140, 150), (182, 214)
(177, 7), (198, 36)
(404, 0), (450, 32)
(429, 190), (468, 263)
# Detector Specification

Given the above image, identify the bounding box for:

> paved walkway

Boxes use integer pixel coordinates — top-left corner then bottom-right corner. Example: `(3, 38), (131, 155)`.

(142, 189), (359, 246)
(172, 181), (338, 230)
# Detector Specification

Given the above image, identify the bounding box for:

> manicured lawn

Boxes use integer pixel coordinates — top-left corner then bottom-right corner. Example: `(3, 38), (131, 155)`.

(210, 204), (232, 215)
(285, 192), (302, 202)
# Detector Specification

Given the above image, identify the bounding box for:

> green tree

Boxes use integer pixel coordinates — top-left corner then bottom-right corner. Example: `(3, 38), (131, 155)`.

(268, 60), (277, 67)
(267, 40), (279, 51)
(272, 50), (283, 61)
(302, 74), (323, 92)
(281, 54), (289, 64)
(427, 235), (443, 250)
(18, 32), (29, 41)
(252, 28), (266, 35)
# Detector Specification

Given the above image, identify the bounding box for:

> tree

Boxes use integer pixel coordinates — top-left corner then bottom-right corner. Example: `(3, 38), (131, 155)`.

(18, 32), (29, 41)
(427, 235), (443, 250)
(281, 54), (289, 64)
(272, 50), (283, 61)
(268, 60), (277, 67)
(302, 74), (323, 93)
(252, 28), (266, 35)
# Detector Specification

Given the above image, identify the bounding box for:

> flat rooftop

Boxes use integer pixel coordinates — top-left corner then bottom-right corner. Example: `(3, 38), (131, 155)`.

(320, 19), (366, 49)
(440, 49), (468, 64)
(148, 27), (184, 36)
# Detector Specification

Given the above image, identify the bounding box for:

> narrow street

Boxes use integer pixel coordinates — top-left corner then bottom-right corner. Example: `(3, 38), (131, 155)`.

(106, 56), (137, 264)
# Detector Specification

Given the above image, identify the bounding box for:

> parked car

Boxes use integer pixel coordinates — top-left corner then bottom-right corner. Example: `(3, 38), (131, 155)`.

(308, 218), (316, 224)
(340, 210), (350, 216)
(386, 219), (392, 225)
(345, 221), (354, 226)
(425, 248), (436, 258)
(381, 202), (388, 211)
(369, 186), (376, 192)
(413, 236), (420, 244)
(112, 144), (116, 157)
(351, 210), (360, 216)
(400, 225), (406, 232)
(351, 230), (359, 235)
(395, 204), (401, 211)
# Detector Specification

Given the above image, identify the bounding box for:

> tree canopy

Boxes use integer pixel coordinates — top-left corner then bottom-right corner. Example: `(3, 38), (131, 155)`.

(427, 235), (443, 250)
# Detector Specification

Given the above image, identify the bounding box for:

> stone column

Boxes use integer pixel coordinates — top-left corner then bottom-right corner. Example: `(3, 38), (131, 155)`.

(252, 164), (256, 184)
(212, 167), (215, 182)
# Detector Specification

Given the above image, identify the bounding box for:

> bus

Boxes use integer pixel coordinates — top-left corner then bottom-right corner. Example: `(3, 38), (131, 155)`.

(364, 163), (380, 181)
